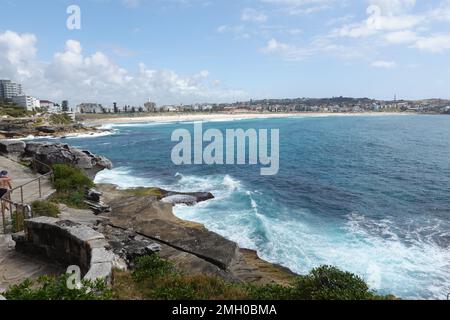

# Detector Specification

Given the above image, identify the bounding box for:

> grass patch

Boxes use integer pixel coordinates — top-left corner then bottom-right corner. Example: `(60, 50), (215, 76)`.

(31, 200), (60, 218)
(125, 187), (167, 199)
(113, 256), (248, 300)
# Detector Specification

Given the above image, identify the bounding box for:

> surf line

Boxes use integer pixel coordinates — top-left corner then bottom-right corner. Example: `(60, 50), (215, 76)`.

(171, 121), (279, 176)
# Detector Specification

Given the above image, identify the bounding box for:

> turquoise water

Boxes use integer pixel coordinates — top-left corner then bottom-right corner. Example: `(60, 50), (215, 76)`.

(50, 115), (450, 299)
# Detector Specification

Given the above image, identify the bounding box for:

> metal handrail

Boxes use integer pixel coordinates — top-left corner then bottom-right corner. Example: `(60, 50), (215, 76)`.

(1, 158), (54, 233)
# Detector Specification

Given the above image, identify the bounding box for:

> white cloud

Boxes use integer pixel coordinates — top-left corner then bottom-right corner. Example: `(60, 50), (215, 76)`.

(330, 0), (450, 54)
(0, 30), (38, 78)
(261, 0), (338, 15)
(414, 34), (450, 53)
(0, 31), (246, 105)
(334, 1), (423, 38)
(261, 37), (366, 61)
(384, 30), (418, 44)
(371, 60), (397, 68)
(241, 8), (268, 23)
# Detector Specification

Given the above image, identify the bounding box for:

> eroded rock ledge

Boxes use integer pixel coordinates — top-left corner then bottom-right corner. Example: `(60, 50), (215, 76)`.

(96, 184), (296, 285)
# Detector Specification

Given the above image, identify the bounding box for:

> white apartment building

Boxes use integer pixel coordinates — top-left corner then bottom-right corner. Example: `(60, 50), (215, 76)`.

(0, 80), (23, 100)
(12, 95), (41, 111)
(40, 100), (62, 113)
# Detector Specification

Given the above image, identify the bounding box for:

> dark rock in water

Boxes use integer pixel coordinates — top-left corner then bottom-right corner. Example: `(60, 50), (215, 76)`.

(161, 191), (214, 206)
(0, 140), (26, 159)
(160, 194), (198, 205)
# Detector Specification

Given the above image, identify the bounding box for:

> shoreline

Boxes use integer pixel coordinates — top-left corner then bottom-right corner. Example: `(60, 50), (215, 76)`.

(96, 183), (297, 285)
(84, 112), (414, 126)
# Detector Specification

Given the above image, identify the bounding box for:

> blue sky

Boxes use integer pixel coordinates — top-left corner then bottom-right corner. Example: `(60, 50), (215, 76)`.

(1, 0), (450, 105)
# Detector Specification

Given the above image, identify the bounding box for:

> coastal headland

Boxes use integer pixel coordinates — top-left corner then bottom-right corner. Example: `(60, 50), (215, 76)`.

(0, 141), (296, 288)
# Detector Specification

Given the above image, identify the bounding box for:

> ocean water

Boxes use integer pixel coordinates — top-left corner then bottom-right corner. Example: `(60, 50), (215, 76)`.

(48, 115), (450, 299)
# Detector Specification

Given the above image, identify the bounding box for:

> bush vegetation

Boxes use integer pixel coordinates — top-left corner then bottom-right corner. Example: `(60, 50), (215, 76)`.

(31, 200), (60, 218)
(0, 102), (35, 118)
(49, 113), (73, 125)
(50, 164), (94, 208)
(6, 253), (392, 300)
(4, 275), (112, 300)
(112, 255), (392, 300)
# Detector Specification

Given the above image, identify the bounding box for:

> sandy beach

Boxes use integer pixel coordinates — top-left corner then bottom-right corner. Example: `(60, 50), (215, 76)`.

(83, 112), (411, 126)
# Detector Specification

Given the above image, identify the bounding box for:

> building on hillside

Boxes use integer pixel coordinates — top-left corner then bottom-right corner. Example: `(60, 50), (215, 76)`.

(12, 95), (40, 111)
(159, 105), (178, 112)
(61, 100), (70, 112)
(40, 100), (62, 113)
(0, 80), (23, 100)
(78, 103), (105, 114)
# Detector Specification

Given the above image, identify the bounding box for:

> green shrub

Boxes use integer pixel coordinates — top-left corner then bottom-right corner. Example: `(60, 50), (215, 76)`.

(5, 274), (112, 300)
(52, 164), (94, 193)
(31, 200), (60, 218)
(51, 164), (94, 208)
(132, 254), (174, 282)
(291, 265), (379, 300)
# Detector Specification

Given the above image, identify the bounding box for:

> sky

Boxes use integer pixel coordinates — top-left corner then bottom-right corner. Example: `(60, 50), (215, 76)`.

(1, 0), (450, 106)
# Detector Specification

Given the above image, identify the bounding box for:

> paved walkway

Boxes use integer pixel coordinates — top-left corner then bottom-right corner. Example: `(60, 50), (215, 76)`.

(0, 157), (55, 204)
(0, 156), (59, 294)
(0, 235), (62, 293)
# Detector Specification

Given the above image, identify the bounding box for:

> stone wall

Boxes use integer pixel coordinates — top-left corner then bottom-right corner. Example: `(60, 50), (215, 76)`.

(14, 217), (115, 283)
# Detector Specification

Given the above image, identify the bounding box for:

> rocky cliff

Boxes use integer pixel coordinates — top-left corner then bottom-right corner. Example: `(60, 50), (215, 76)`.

(0, 141), (112, 179)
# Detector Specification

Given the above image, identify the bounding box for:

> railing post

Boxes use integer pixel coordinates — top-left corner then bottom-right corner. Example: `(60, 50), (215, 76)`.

(14, 205), (18, 233)
(1, 201), (5, 234)
(38, 178), (42, 198)
(20, 187), (24, 204)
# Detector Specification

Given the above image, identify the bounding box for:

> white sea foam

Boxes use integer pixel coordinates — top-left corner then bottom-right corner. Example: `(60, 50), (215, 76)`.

(63, 130), (116, 139)
(95, 167), (450, 299)
(94, 167), (160, 189)
(173, 175), (450, 300)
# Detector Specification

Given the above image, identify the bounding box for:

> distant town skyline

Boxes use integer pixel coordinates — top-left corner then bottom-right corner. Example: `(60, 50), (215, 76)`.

(1, 0), (450, 105)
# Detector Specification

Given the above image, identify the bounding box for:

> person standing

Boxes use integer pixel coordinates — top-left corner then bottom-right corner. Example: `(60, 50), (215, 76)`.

(0, 171), (12, 199)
